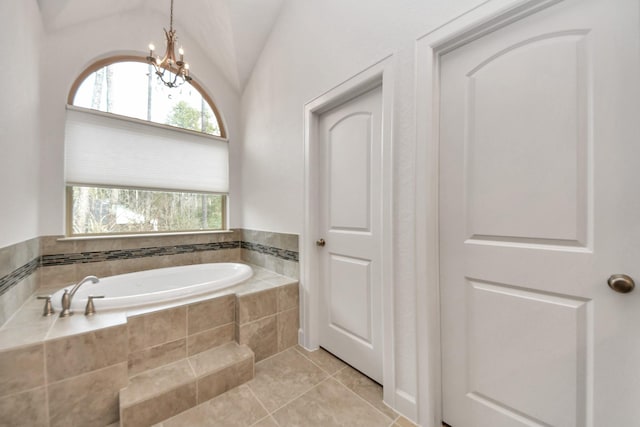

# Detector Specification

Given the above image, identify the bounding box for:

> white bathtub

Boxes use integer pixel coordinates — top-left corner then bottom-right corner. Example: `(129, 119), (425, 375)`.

(51, 263), (252, 312)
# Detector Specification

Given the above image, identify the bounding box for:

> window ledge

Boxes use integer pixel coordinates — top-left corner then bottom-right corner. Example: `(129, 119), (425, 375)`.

(59, 230), (236, 242)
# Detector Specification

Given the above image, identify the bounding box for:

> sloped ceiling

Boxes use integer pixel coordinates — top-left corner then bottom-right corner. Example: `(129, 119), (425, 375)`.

(37, 0), (285, 91)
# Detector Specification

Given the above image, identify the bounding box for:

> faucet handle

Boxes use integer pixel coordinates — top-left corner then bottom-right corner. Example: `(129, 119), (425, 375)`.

(84, 295), (105, 316)
(36, 295), (55, 317)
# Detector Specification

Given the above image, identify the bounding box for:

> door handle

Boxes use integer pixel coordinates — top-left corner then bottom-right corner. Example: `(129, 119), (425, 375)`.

(607, 274), (635, 294)
(316, 238), (326, 247)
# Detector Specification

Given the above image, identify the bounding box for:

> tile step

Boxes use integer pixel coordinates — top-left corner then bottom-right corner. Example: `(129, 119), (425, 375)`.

(119, 342), (254, 427)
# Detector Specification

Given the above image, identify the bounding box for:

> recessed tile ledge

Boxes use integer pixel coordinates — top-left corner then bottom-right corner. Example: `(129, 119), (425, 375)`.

(0, 263), (297, 352)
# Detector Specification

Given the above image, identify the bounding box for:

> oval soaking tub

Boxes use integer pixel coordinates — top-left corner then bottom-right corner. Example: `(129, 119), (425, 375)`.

(51, 263), (252, 312)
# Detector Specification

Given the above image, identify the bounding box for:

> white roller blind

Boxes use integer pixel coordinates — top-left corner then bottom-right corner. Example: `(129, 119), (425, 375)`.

(65, 107), (229, 193)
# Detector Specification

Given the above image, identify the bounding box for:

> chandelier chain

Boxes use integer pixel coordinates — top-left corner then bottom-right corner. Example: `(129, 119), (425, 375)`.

(169, 0), (174, 32)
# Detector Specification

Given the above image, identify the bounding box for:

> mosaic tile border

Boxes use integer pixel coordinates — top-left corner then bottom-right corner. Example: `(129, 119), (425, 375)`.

(241, 241), (299, 262)
(41, 241), (240, 267)
(0, 258), (39, 296)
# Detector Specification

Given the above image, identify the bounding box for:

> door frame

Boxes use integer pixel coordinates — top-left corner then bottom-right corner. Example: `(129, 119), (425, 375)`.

(302, 55), (396, 406)
(414, 0), (567, 425)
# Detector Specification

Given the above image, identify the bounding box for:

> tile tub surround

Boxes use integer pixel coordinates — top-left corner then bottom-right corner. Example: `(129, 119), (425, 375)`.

(127, 294), (237, 375)
(0, 313), (130, 427)
(0, 237), (40, 325)
(236, 281), (300, 362)
(241, 229), (299, 279)
(0, 229), (299, 323)
(0, 267), (300, 426)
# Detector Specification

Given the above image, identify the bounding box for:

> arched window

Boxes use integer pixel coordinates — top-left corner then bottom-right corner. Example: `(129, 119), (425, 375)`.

(68, 56), (226, 137)
(65, 56), (228, 236)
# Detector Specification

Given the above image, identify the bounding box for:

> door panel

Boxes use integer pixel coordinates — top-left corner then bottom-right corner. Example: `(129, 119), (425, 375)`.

(439, 0), (640, 425)
(318, 86), (383, 383)
(329, 254), (372, 343)
(466, 279), (590, 427)
(465, 32), (589, 245)
(329, 113), (372, 231)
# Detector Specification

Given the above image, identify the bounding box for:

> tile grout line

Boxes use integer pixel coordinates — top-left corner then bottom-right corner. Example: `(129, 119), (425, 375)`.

(185, 355), (199, 404)
(245, 385), (280, 426)
(264, 376), (334, 417)
(291, 345), (346, 377)
(238, 310), (277, 327)
(329, 374), (399, 424)
(252, 345), (295, 365)
(253, 415), (280, 427)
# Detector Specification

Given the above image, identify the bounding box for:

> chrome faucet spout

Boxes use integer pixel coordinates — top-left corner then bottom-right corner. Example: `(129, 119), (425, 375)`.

(60, 275), (99, 317)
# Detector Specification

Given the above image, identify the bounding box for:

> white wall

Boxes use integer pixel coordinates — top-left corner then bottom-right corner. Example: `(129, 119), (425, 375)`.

(239, 0), (485, 420)
(0, 0), (42, 249)
(37, 9), (243, 236)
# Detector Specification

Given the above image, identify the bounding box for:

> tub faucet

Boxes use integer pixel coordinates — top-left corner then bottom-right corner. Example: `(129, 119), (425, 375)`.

(60, 275), (99, 317)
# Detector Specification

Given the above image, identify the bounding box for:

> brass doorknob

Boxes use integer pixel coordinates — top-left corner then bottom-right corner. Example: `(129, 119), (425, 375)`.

(607, 274), (635, 294)
(316, 239), (326, 247)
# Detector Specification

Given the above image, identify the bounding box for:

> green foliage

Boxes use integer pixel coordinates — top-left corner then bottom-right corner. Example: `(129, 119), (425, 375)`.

(72, 186), (224, 234)
(166, 100), (219, 134)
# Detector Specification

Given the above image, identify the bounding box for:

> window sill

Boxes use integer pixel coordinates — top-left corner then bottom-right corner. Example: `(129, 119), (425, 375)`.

(59, 230), (235, 242)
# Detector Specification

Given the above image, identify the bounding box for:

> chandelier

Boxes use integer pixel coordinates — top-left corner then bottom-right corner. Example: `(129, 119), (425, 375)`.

(146, 0), (192, 88)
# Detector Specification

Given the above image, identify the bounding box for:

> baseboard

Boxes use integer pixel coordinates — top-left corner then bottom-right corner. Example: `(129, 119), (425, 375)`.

(394, 389), (418, 425)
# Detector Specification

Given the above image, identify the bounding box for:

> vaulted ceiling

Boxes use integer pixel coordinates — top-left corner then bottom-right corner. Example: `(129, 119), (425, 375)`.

(37, 0), (285, 91)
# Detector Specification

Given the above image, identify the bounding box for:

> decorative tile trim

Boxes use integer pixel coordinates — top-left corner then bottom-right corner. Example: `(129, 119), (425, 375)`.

(41, 242), (240, 267)
(0, 258), (39, 296)
(41, 240), (298, 267)
(241, 241), (299, 262)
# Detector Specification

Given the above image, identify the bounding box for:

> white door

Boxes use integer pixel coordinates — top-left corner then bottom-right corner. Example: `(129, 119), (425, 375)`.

(317, 85), (383, 383)
(440, 0), (640, 426)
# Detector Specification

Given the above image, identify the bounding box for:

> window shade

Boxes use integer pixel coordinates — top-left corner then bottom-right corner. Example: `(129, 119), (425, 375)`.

(64, 107), (229, 193)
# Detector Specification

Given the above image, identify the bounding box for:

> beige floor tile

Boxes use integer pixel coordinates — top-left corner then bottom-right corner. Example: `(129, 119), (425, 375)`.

(294, 345), (347, 375)
(393, 415), (418, 426)
(334, 365), (397, 420)
(272, 378), (390, 427)
(251, 415), (279, 427)
(248, 347), (328, 412)
(161, 385), (267, 427)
